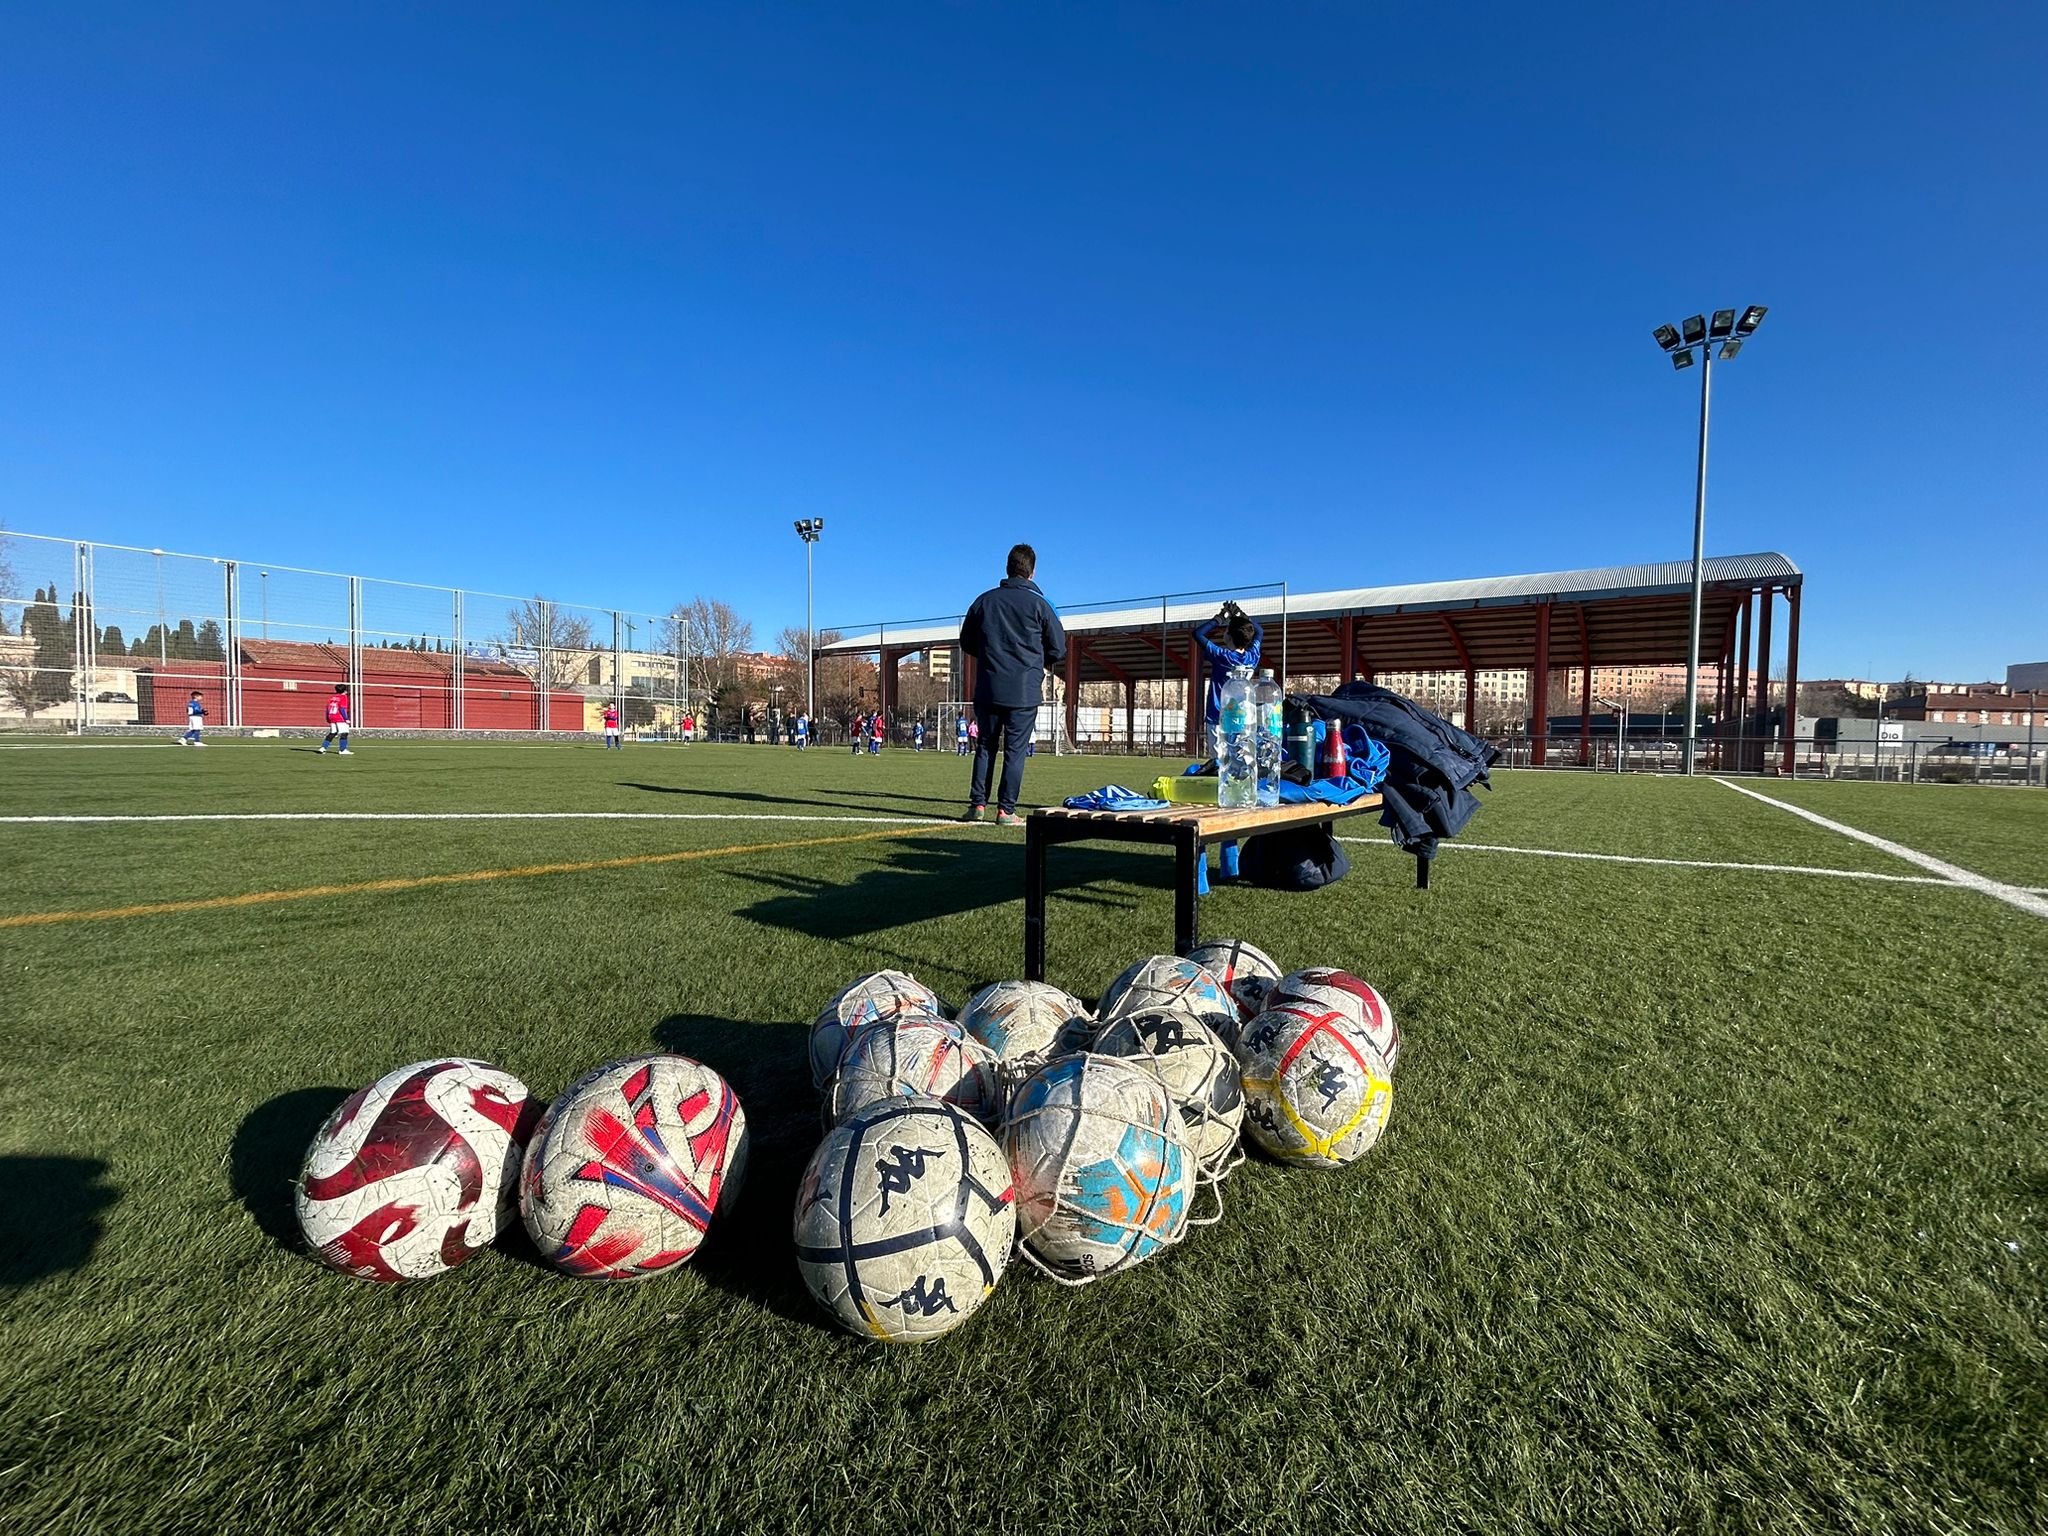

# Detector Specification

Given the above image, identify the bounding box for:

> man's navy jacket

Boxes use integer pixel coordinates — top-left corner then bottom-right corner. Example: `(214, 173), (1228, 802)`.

(1295, 681), (1500, 860)
(961, 578), (1067, 709)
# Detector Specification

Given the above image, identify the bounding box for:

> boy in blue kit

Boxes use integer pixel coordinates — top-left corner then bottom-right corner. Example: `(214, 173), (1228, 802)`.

(913, 720), (925, 752)
(955, 716), (969, 755)
(178, 691), (206, 746)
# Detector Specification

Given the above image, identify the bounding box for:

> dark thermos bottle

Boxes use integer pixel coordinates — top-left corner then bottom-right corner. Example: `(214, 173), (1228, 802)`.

(1283, 702), (1315, 773)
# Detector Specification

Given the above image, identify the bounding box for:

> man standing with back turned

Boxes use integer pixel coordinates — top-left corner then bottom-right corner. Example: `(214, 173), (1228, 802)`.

(960, 543), (1065, 826)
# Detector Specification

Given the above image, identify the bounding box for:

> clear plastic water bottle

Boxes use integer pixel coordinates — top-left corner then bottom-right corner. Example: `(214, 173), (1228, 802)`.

(1254, 668), (1283, 806)
(1218, 665), (1257, 808)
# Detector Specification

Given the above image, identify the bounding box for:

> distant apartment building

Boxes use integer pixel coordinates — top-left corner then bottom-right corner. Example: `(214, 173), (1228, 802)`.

(2007, 661), (2048, 693)
(1892, 690), (2048, 728)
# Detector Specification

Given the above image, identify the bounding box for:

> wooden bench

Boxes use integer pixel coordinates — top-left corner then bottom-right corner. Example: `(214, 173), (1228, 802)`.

(1023, 796), (1420, 982)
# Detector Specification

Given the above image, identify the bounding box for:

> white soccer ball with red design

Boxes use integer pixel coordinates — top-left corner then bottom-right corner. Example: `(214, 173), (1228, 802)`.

(809, 971), (948, 1088)
(1267, 967), (1400, 1070)
(825, 1014), (999, 1126)
(1235, 1004), (1393, 1168)
(296, 1058), (540, 1282)
(519, 1054), (749, 1279)
(1184, 938), (1285, 1039)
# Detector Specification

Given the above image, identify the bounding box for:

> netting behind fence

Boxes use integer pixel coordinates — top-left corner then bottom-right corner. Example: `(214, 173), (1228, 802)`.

(0, 530), (690, 734)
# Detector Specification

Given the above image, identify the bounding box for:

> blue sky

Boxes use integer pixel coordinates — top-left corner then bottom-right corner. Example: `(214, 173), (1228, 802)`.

(2, 3), (2042, 679)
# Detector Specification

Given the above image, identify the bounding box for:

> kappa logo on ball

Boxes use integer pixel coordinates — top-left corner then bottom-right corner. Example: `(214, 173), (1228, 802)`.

(874, 1143), (942, 1216)
(882, 1275), (958, 1317)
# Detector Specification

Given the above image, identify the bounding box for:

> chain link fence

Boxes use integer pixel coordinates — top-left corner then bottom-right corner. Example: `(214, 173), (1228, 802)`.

(0, 530), (692, 736)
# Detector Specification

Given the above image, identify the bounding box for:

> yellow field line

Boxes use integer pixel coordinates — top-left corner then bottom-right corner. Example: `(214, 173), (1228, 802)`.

(0, 824), (970, 930)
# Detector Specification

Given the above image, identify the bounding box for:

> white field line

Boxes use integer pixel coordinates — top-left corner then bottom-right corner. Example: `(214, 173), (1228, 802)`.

(0, 811), (963, 827)
(7, 806), (2044, 898)
(1336, 837), (1991, 889)
(1712, 778), (2048, 919)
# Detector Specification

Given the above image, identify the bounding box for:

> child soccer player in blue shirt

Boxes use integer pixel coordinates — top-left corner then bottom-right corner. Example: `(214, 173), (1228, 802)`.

(178, 691), (206, 746)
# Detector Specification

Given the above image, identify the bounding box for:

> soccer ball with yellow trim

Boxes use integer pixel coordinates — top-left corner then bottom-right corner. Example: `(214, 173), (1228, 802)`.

(1235, 1004), (1393, 1168)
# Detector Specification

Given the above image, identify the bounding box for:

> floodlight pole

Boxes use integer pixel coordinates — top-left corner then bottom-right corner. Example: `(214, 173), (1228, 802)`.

(795, 519), (823, 723)
(1683, 344), (1712, 775)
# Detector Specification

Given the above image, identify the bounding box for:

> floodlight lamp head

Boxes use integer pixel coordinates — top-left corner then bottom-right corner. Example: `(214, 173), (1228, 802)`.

(1652, 323), (1681, 351)
(1736, 305), (1767, 335)
(1672, 349), (1695, 370)
(1709, 309), (1736, 339)
(1719, 340), (1744, 360)
(1681, 314), (1707, 346)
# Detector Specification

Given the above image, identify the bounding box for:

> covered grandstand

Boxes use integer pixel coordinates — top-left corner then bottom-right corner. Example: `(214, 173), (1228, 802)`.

(816, 552), (1805, 772)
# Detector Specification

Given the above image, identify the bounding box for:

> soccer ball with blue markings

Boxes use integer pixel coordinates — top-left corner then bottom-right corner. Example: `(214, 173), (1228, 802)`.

(793, 1098), (1016, 1343)
(1096, 955), (1238, 1047)
(957, 980), (1091, 1067)
(824, 1013), (998, 1128)
(1000, 1053), (1196, 1281)
(808, 970), (948, 1089)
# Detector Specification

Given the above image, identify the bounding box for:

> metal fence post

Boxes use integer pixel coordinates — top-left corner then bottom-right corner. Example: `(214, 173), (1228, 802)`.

(348, 576), (364, 727)
(75, 542), (91, 733)
(451, 589), (465, 731)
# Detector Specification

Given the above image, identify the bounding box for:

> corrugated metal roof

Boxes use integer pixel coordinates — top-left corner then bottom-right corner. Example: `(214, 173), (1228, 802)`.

(818, 552), (1801, 654)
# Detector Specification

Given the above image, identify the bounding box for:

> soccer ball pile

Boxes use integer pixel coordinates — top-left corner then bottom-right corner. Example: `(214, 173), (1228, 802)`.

(295, 1051), (750, 1285)
(795, 943), (1403, 1343)
(289, 943), (1403, 1340)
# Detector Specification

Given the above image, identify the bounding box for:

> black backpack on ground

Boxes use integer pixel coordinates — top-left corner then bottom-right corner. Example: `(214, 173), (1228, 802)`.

(1236, 823), (1351, 891)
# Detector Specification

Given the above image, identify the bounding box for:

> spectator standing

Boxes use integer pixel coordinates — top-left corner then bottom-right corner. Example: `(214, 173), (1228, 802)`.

(959, 544), (1065, 825)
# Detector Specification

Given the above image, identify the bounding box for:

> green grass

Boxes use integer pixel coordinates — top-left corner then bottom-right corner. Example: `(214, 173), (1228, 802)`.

(1, 742), (2043, 1535)
(1745, 777), (2048, 889)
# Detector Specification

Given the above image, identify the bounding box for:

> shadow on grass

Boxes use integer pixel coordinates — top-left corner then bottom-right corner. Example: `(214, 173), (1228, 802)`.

(229, 1086), (351, 1254)
(734, 835), (1153, 941)
(652, 1013), (823, 1328)
(0, 1156), (119, 1286)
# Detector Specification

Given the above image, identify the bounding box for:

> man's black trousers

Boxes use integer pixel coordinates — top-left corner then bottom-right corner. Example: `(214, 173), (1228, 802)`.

(968, 704), (1038, 812)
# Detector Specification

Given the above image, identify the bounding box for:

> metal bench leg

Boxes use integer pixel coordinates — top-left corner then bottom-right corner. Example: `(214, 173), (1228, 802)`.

(1174, 824), (1202, 957)
(1024, 820), (1048, 982)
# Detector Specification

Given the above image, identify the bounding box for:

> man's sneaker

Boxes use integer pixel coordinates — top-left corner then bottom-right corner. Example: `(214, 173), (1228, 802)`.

(316, 747), (325, 753)
(962, 805), (985, 823)
(995, 810), (1023, 827)
(338, 748), (353, 755)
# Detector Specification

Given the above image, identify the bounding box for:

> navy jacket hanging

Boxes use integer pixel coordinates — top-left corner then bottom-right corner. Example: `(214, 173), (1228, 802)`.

(1290, 682), (1500, 860)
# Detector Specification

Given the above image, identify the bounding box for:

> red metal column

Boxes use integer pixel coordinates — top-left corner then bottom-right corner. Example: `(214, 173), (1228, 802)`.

(1530, 601), (1551, 766)
(1184, 642), (1203, 757)
(1465, 665), (1477, 734)
(1064, 644), (1079, 744)
(961, 650), (977, 707)
(1124, 676), (1137, 752)
(1753, 586), (1774, 773)
(1780, 584), (1801, 774)
(1735, 595), (1752, 760)
(1340, 617), (1357, 684)
(1715, 607), (1739, 771)
(1577, 607), (1593, 766)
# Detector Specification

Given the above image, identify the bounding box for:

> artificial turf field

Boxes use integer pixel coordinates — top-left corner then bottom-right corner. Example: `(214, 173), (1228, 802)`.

(1, 739), (2043, 1536)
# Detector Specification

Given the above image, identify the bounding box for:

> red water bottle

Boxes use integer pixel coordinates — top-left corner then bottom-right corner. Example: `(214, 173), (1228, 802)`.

(1320, 716), (1349, 781)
